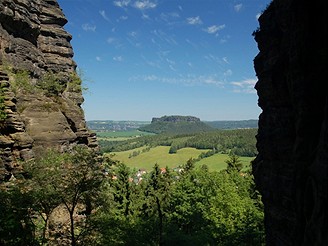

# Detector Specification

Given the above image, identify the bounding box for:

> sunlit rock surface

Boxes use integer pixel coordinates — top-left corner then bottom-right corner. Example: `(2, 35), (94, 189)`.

(0, 0), (98, 182)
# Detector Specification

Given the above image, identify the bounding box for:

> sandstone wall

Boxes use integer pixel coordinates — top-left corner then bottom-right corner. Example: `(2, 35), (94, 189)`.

(253, 0), (327, 245)
(0, 0), (97, 182)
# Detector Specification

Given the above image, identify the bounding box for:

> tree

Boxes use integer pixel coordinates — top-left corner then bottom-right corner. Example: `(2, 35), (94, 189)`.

(225, 153), (243, 173)
(24, 146), (104, 246)
(0, 185), (37, 246)
(111, 163), (134, 217)
(169, 145), (177, 154)
(142, 164), (173, 246)
(167, 167), (213, 245)
(182, 158), (195, 173)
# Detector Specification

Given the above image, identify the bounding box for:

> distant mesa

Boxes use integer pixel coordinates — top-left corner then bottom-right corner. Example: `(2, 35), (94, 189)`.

(151, 115), (201, 123)
(140, 115), (213, 134)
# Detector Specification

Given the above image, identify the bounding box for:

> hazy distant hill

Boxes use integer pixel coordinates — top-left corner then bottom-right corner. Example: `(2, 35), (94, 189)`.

(205, 119), (258, 129)
(139, 115), (214, 134)
(86, 119), (258, 132)
(87, 120), (150, 131)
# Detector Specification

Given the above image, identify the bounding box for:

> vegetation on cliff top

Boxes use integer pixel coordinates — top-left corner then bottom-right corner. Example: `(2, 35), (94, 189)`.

(139, 115), (214, 134)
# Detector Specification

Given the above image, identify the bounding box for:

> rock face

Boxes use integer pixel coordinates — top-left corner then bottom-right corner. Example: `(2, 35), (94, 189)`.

(0, 0), (98, 182)
(253, 0), (327, 245)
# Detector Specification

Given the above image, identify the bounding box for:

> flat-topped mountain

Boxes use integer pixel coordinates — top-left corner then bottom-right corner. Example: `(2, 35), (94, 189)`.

(151, 115), (200, 123)
(140, 115), (214, 134)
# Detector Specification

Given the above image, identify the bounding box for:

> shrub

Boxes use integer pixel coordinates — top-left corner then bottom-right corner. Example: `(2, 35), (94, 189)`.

(37, 71), (65, 96)
(0, 86), (6, 122)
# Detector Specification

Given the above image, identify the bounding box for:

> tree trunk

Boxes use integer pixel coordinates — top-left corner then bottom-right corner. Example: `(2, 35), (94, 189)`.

(156, 196), (163, 246)
(69, 210), (76, 246)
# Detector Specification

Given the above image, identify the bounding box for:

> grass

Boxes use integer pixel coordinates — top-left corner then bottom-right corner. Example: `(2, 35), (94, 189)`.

(109, 146), (207, 171)
(196, 153), (254, 172)
(108, 146), (255, 172)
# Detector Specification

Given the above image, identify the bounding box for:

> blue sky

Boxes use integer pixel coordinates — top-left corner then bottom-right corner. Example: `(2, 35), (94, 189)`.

(57, 0), (271, 121)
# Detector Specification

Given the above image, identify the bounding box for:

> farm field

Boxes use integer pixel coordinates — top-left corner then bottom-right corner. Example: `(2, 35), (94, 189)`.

(109, 146), (254, 172)
(110, 146), (207, 171)
(196, 153), (254, 172)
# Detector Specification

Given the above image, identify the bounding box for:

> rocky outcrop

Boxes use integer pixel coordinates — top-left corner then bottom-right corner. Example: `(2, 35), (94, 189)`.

(253, 0), (327, 245)
(0, 0), (98, 182)
(152, 115), (201, 123)
(141, 115), (213, 134)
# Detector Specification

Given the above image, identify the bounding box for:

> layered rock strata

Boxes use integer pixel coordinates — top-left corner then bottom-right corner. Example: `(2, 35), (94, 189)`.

(253, 0), (327, 245)
(0, 0), (97, 182)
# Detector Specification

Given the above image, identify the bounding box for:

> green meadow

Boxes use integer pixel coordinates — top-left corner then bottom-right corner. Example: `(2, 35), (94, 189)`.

(109, 146), (254, 172)
(196, 153), (255, 171)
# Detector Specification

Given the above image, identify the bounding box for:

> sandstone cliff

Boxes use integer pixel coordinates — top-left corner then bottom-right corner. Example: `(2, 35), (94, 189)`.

(0, 0), (97, 182)
(253, 0), (327, 245)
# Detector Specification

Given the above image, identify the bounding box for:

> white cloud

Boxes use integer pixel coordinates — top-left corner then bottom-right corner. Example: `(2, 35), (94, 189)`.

(107, 37), (116, 44)
(133, 0), (157, 10)
(107, 37), (124, 49)
(152, 29), (178, 46)
(169, 64), (177, 72)
(128, 31), (138, 38)
(160, 12), (180, 25)
(142, 13), (150, 20)
(185, 38), (197, 48)
(203, 24), (225, 34)
(234, 4), (243, 12)
(186, 16), (203, 25)
(113, 0), (130, 8)
(99, 10), (109, 21)
(223, 69), (232, 77)
(166, 58), (175, 65)
(222, 57), (229, 64)
(231, 78), (257, 93)
(82, 23), (96, 32)
(116, 15), (128, 22)
(113, 56), (124, 62)
(130, 74), (225, 87)
(96, 56), (102, 61)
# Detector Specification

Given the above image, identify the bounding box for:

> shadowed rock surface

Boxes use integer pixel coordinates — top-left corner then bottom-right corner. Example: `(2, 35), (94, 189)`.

(253, 0), (327, 245)
(0, 0), (98, 182)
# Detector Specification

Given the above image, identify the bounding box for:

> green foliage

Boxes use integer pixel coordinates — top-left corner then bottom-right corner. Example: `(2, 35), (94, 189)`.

(139, 120), (214, 134)
(206, 119), (258, 129)
(0, 146), (104, 246)
(225, 153), (243, 173)
(67, 69), (88, 93)
(0, 148), (264, 245)
(8, 69), (35, 94)
(0, 186), (38, 246)
(96, 130), (154, 138)
(183, 157), (196, 173)
(37, 71), (65, 96)
(168, 145), (177, 154)
(100, 128), (258, 158)
(2, 61), (87, 98)
(94, 156), (264, 245)
(0, 84), (7, 122)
